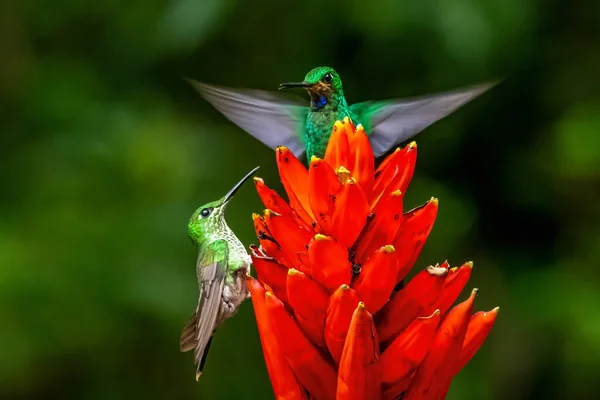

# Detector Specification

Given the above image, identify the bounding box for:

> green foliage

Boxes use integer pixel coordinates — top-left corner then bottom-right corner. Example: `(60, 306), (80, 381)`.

(1, 0), (599, 398)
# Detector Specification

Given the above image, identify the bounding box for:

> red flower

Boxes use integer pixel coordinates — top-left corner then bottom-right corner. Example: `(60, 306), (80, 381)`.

(248, 117), (498, 400)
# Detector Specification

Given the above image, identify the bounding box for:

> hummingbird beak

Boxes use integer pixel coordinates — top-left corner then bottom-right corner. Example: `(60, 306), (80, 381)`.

(278, 81), (312, 90)
(221, 166), (260, 205)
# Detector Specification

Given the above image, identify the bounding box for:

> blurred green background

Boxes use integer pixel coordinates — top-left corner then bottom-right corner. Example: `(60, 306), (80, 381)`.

(1, 0), (599, 398)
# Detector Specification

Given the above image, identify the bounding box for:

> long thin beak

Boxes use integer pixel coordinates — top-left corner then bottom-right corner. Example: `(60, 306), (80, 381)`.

(222, 166), (260, 205)
(278, 81), (312, 90)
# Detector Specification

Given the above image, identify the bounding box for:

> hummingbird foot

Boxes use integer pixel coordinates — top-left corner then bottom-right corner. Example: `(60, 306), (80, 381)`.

(222, 298), (236, 315)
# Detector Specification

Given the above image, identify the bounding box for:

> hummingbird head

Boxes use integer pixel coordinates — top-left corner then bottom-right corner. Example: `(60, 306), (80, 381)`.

(279, 66), (344, 110)
(187, 166), (260, 246)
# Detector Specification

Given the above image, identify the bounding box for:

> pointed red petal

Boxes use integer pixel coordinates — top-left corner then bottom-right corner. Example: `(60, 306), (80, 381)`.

(264, 209), (311, 274)
(324, 119), (352, 170)
(374, 147), (400, 178)
(404, 289), (478, 400)
(347, 123), (374, 200)
(265, 291), (337, 400)
(253, 213), (291, 266)
(423, 261), (473, 316)
(393, 198), (438, 282)
(324, 285), (362, 366)
(375, 263), (447, 344)
(352, 245), (398, 315)
(254, 177), (311, 232)
(455, 307), (498, 373)
(381, 311), (440, 400)
(307, 234), (352, 292)
(376, 261), (472, 346)
(247, 278), (307, 400)
(250, 245), (289, 305)
(380, 311), (440, 394)
(308, 157), (341, 233)
(354, 189), (404, 263)
(276, 146), (315, 224)
(331, 178), (370, 248)
(336, 302), (381, 400)
(372, 142), (416, 207)
(286, 269), (330, 348)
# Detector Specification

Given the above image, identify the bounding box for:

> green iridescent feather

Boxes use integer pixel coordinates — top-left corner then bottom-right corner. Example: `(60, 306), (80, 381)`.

(188, 66), (496, 161)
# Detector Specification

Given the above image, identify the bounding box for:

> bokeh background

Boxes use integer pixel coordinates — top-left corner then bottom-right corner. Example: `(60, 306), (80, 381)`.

(2, 0), (599, 398)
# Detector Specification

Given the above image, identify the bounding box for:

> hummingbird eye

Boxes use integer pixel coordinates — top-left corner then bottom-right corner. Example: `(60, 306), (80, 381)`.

(322, 73), (333, 84)
(200, 208), (213, 218)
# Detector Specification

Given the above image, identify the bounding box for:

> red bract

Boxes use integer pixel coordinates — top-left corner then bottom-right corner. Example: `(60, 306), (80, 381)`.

(249, 118), (498, 400)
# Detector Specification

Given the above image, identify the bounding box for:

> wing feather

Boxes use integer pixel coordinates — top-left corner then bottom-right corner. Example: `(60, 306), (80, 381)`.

(186, 79), (308, 157)
(351, 81), (497, 157)
(180, 241), (228, 380)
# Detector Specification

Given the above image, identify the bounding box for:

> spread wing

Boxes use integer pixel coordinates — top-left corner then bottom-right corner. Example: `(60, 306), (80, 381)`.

(180, 240), (229, 380)
(186, 79), (308, 157)
(351, 81), (497, 157)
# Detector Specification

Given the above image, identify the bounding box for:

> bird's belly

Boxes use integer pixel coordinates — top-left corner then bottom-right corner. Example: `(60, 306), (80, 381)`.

(306, 111), (358, 159)
(218, 266), (250, 323)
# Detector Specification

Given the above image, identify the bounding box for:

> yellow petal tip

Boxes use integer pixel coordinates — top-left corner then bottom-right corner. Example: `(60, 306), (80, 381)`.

(465, 261), (474, 268)
(288, 268), (301, 276)
(314, 234), (330, 241)
(253, 176), (263, 183)
(391, 189), (402, 197)
(408, 141), (417, 149)
(335, 166), (352, 183)
(430, 197), (439, 206)
(382, 245), (395, 253)
(358, 301), (365, 309)
(310, 155), (321, 164)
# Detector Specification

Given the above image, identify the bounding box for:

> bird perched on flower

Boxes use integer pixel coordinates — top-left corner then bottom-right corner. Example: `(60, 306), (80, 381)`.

(180, 166), (259, 380)
(187, 66), (495, 161)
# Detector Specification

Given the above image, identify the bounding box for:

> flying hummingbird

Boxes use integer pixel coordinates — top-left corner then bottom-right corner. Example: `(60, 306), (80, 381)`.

(180, 166), (259, 380)
(187, 66), (495, 161)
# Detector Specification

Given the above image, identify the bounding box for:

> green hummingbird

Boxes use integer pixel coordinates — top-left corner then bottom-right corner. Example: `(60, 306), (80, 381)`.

(187, 66), (495, 160)
(180, 166), (259, 380)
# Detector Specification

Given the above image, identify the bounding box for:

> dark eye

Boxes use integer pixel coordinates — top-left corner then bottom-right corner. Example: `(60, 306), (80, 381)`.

(322, 73), (333, 84)
(200, 208), (213, 218)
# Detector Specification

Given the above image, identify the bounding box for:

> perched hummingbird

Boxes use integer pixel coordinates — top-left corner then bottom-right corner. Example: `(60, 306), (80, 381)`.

(187, 66), (495, 160)
(180, 166), (259, 380)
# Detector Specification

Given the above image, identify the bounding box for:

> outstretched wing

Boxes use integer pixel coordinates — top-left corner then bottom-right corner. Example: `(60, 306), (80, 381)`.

(180, 240), (229, 380)
(186, 79), (309, 157)
(351, 81), (497, 157)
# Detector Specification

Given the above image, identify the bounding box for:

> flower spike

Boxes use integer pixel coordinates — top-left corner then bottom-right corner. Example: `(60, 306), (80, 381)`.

(249, 119), (498, 399)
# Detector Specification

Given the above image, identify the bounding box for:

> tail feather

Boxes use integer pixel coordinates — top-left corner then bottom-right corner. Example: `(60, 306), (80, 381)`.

(180, 313), (196, 352)
(195, 336), (214, 381)
(180, 311), (216, 381)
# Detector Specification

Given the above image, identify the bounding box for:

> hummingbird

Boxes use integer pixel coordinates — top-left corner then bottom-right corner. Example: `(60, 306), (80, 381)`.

(180, 166), (259, 380)
(187, 66), (496, 161)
